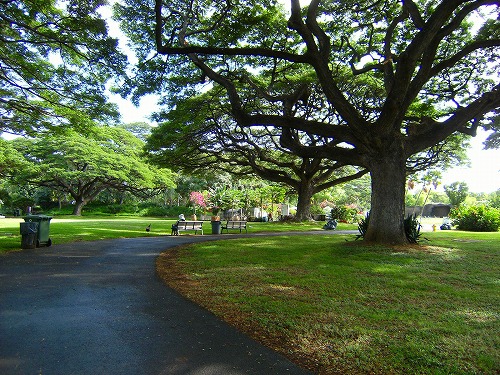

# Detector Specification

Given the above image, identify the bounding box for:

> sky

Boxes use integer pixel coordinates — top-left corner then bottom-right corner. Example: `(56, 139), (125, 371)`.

(440, 130), (499, 194)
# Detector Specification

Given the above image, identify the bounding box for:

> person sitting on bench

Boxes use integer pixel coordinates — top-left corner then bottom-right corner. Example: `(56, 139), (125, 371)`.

(171, 214), (186, 235)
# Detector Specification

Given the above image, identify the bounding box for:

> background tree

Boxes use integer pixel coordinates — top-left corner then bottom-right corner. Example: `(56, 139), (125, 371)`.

(0, 138), (26, 177)
(8, 127), (175, 215)
(205, 180), (287, 219)
(0, 0), (127, 135)
(445, 181), (470, 207)
(0, 179), (40, 214)
(116, 0), (499, 244)
(406, 170), (442, 207)
(489, 189), (500, 208)
(147, 91), (368, 220)
(117, 122), (153, 141)
(324, 174), (372, 211)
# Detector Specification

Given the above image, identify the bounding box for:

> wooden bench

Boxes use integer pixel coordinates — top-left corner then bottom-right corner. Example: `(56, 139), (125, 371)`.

(172, 220), (204, 235)
(221, 220), (247, 233)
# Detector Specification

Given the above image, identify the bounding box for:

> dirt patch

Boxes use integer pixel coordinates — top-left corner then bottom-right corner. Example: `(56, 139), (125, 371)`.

(156, 245), (200, 293)
(342, 239), (435, 253)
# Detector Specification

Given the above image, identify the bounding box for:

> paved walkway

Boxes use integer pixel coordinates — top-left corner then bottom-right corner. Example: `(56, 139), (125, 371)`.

(0, 233), (347, 374)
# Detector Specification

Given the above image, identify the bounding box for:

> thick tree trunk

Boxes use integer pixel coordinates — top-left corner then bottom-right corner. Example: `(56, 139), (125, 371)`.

(72, 198), (86, 216)
(364, 152), (408, 244)
(295, 181), (315, 221)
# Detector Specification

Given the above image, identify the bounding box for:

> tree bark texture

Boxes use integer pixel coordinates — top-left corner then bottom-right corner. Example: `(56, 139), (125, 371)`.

(72, 198), (86, 216)
(364, 150), (408, 244)
(295, 181), (314, 221)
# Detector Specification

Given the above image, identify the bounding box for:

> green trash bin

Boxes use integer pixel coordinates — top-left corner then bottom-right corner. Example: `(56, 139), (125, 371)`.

(24, 215), (52, 247)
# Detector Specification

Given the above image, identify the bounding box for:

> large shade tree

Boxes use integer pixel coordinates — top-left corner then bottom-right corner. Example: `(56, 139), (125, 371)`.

(8, 127), (175, 215)
(116, 0), (500, 244)
(0, 0), (127, 135)
(147, 92), (368, 220)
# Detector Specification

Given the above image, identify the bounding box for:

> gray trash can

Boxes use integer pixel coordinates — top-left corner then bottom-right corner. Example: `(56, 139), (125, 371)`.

(20, 222), (38, 249)
(211, 220), (221, 234)
(24, 215), (52, 247)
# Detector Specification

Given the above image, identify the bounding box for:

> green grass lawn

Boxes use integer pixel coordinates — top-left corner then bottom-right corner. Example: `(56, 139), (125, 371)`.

(0, 216), (342, 253)
(2, 215), (497, 374)
(159, 231), (499, 374)
(0, 216), (171, 253)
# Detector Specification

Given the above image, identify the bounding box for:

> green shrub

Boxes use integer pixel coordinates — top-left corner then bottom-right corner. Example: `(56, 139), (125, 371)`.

(141, 205), (188, 218)
(103, 204), (140, 215)
(357, 212), (369, 239)
(42, 202), (192, 217)
(330, 205), (359, 223)
(450, 205), (500, 232)
(45, 206), (75, 215)
(310, 204), (325, 215)
(142, 206), (172, 217)
(403, 214), (422, 244)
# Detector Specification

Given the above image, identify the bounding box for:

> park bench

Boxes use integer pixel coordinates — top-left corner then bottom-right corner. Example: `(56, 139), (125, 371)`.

(172, 220), (204, 235)
(221, 220), (247, 234)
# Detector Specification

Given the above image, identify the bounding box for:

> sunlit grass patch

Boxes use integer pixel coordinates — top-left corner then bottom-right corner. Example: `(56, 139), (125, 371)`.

(160, 232), (500, 374)
(0, 216), (353, 253)
(0, 216), (175, 252)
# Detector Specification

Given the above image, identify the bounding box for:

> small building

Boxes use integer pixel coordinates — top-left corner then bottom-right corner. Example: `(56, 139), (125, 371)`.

(405, 204), (451, 218)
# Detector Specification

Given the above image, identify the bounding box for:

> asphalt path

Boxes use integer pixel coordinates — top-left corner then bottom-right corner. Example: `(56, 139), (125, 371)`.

(0, 232), (352, 375)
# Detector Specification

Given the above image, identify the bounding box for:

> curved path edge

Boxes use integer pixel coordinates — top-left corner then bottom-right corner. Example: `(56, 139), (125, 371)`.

(0, 231), (353, 374)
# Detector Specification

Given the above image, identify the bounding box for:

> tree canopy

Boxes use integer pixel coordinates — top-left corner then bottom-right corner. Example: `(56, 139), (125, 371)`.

(444, 181), (470, 207)
(147, 91), (368, 220)
(7, 127), (175, 215)
(0, 0), (127, 135)
(116, 0), (500, 244)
